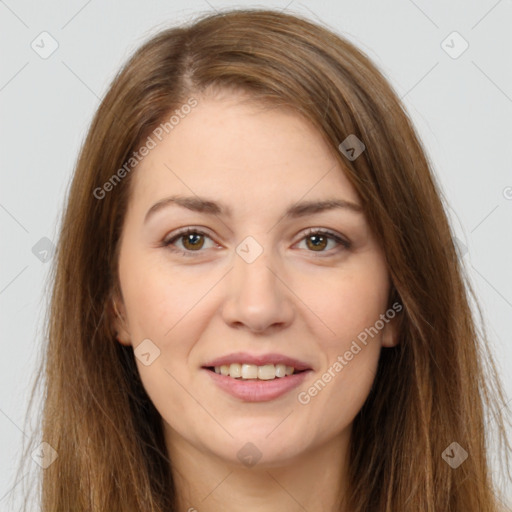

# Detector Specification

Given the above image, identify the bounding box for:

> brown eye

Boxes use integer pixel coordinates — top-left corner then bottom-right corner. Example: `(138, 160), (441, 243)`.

(163, 228), (217, 257)
(305, 234), (329, 251)
(181, 232), (205, 251)
(297, 229), (351, 255)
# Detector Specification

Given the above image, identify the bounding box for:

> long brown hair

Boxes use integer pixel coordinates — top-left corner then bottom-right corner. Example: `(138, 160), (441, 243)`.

(13, 8), (511, 511)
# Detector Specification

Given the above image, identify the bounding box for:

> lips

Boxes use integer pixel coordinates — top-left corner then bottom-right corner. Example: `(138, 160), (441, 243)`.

(203, 365), (312, 402)
(201, 352), (313, 401)
(202, 352), (313, 372)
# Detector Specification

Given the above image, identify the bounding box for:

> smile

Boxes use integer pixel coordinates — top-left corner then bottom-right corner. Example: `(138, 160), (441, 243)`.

(210, 363), (299, 380)
(203, 366), (312, 402)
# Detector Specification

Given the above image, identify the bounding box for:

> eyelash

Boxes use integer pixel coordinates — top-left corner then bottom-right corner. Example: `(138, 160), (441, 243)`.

(161, 227), (351, 258)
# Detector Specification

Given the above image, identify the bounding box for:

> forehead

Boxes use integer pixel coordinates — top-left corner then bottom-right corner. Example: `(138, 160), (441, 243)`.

(128, 94), (361, 214)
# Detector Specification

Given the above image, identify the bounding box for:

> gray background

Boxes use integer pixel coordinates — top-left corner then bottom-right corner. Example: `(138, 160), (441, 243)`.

(1, 0), (511, 509)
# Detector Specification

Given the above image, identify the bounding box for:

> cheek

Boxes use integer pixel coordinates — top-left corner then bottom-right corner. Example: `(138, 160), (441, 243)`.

(118, 251), (215, 403)
(121, 266), (207, 430)
(292, 255), (390, 350)
(119, 247), (217, 341)
(292, 256), (388, 415)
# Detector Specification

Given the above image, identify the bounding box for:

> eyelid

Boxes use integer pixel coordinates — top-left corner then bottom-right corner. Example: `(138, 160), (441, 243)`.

(162, 226), (214, 245)
(297, 227), (351, 249)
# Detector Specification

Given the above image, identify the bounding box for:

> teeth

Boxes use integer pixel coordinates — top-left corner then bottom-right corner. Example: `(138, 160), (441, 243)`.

(213, 363), (296, 380)
(241, 364), (258, 379)
(275, 364), (287, 378)
(257, 364), (275, 380)
(229, 363), (241, 378)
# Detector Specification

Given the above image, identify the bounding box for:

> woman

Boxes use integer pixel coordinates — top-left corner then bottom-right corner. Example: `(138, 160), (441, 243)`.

(16, 8), (511, 511)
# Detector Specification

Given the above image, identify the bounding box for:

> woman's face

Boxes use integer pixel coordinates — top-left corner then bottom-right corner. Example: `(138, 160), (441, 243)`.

(114, 92), (398, 467)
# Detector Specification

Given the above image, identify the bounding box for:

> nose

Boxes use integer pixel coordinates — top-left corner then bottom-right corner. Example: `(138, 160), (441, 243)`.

(221, 244), (295, 334)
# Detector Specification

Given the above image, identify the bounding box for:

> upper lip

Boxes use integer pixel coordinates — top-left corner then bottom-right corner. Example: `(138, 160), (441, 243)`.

(203, 352), (313, 372)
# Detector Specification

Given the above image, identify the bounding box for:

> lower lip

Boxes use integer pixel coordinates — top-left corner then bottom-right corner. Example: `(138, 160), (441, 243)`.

(203, 368), (311, 402)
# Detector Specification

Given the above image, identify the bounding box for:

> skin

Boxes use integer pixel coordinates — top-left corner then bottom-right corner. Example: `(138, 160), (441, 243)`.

(113, 90), (398, 512)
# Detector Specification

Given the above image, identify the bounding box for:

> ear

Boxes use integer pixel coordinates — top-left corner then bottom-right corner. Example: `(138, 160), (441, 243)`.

(381, 310), (400, 348)
(111, 294), (132, 346)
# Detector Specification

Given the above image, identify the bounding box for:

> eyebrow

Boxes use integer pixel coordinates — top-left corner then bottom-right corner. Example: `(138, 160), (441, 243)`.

(144, 194), (363, 223)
